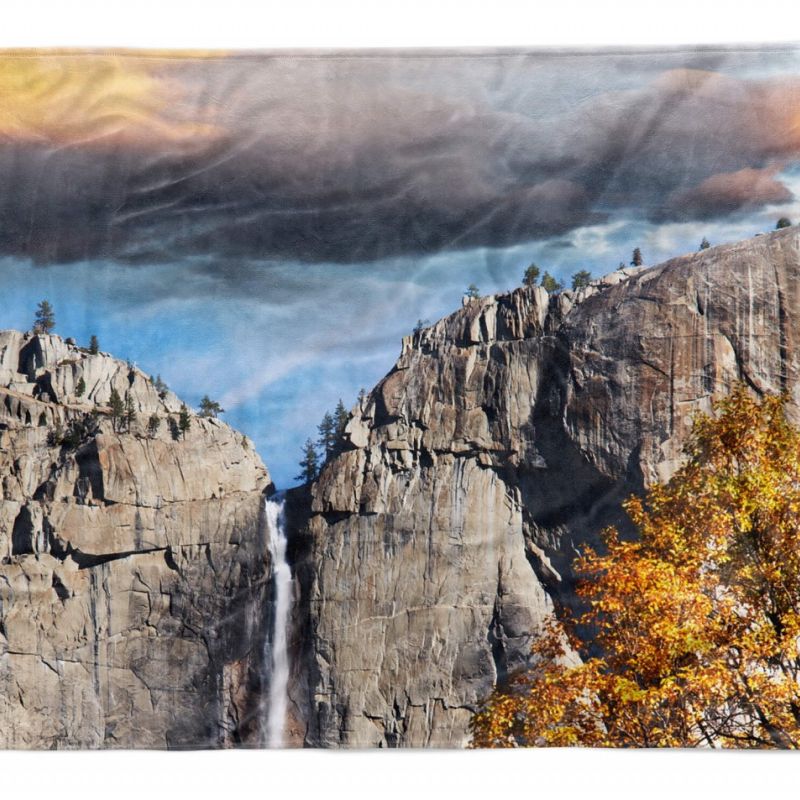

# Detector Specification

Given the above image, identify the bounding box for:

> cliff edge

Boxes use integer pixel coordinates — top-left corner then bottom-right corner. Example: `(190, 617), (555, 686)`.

(289, 227), (800, 747)
(0, 332), (272, 748)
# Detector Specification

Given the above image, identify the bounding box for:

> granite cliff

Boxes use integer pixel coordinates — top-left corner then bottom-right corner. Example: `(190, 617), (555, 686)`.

(0, 332), (272, 748)
(288, 227), (800, 747)
(3, 227), (799, 750)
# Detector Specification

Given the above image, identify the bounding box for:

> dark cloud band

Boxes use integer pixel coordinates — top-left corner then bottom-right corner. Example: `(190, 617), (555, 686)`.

(0, 51), (798, 267)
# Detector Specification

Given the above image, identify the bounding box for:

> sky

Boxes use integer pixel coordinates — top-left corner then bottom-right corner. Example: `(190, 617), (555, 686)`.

(1, 47), (800, 486)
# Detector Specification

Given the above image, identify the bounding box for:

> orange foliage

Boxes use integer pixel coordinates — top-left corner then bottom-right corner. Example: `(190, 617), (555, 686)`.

(471, 386), (800, 748)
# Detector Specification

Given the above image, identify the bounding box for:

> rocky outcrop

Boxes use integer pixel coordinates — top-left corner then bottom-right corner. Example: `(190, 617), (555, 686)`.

(289, 227), (800, 747)
(0, 333), (272, 748)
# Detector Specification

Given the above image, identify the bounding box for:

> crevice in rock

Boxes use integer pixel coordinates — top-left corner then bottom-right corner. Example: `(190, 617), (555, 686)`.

(487, 570), (508, 687)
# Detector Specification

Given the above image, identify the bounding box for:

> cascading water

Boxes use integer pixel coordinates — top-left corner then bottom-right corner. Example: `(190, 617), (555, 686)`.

(263, 497), (292, 748)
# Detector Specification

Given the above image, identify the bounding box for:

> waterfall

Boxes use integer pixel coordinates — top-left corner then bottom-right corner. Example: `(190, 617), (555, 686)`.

(264, 497), (292, 748)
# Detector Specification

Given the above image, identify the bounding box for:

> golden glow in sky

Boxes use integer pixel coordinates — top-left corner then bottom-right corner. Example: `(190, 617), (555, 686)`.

(0, 54), (220, 148)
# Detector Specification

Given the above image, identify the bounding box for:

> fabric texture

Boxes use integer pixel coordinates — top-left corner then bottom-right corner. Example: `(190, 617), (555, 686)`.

(1, 46), (800, 749)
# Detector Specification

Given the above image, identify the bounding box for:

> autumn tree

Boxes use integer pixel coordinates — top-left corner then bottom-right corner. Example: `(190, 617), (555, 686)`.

(33, 300), (56, 334)
(471, 387), (800, 749)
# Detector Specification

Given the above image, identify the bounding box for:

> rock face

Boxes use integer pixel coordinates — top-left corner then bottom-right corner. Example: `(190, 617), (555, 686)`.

(0, 332), (272, 748)
(289, 227), (800, 747)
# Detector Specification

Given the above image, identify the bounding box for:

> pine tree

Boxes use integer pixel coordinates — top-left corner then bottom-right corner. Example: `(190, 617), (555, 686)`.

(317, 412), (336, 460)
(152, 374), (169, 399)
(88, 335), (99, 355)
(75, 377), (86, 398)
(124, 393), (137, 432)
(147, 413), (161, 438)
(540, 272), (563, 293)
(33, 300), (56, 334)
(199, 395), (224, 418)
(523, 263), (541, 287)
(295, 438), (320, 484)
(334, 399), (348, 440)
(699, 237), (711, 250)
(465, 284), (480, 299)
(571, 270), (592, 291)
(178, 404), (191, 439)
(108, 388), (124, 432)
(776, 217), (792, 229)
(631, 247), (644, 267)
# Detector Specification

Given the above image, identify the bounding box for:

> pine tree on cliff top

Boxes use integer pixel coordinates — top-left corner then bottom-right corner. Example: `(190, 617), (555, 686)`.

(295, 438), (320, 485)
(33, 300), (56, 334)
(334, 399), (348, 440)
(317, 412), (336, 460)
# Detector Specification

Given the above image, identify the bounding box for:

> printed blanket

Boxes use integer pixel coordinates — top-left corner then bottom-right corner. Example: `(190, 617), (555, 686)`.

(1, 46), (800, 749)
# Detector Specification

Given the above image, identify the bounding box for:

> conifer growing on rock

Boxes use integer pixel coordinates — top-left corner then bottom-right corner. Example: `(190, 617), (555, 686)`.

(108, 388), (124, 432)
(178, 404), (191, 439)
(199, 395), (224, 418)
(334, 399), (348, 440)
(523, 263), (541, 287)
(571, 270), (592, 290)
(317, 412), (336, 460)
(465, 284), (480, 300)
(124, 393), (137, 432)
(296, 438), (320, 484)
(540, 272), (563, 293)
(33, 300), (56, 334)
(151, 374), (169, 399)
(147, 413), (161, 438)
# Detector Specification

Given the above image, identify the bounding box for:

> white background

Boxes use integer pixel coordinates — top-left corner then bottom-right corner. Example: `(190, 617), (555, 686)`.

(1, 2), (798, 799)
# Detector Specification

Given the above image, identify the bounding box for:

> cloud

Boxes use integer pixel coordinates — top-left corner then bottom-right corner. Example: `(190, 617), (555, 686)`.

(665, 166), (793, 219)
(0, 54), (220, 147)
(0, 53), (799, 268)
